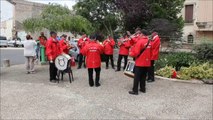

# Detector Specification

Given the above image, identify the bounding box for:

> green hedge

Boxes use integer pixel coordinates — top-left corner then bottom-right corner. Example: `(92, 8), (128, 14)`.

(155, 52), (198, 71)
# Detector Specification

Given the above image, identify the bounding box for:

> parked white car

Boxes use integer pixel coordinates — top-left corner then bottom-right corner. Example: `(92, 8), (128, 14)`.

(0, 36), (8, 47)
(7, 39), (25, 47)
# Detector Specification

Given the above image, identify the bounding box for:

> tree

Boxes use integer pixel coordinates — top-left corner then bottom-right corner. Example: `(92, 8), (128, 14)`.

(115, 0), (152, 32)
(115, 0), (184, 37)
(23, 4), (94, 34)
(73, 0), (120, 37)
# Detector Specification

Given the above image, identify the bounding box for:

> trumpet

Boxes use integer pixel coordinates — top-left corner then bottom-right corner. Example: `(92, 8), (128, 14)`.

(65, 40), (74, 49)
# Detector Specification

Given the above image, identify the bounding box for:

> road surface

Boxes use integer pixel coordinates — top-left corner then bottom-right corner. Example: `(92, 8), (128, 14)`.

(0, 48), (25, 67)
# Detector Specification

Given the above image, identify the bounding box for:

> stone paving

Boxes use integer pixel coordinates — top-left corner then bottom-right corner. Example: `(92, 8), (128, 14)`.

(0, 64), (212, 119)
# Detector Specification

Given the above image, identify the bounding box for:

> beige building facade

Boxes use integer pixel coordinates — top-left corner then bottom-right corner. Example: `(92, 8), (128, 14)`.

(0, 0), (45, 40)
(181, 0), (213, 44)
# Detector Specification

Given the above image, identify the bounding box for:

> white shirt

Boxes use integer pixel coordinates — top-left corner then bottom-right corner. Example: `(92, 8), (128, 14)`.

(24, 40), (37, 56)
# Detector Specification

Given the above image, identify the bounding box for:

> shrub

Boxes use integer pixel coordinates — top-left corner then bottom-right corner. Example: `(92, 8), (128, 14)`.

(155, 52), (197, 71)
(156, 66), (175, 78)
(179, 62), (213, 80)
(193, 42), (213, 61)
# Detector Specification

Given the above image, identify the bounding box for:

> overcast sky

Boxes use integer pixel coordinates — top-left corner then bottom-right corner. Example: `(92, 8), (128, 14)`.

(27, 0), (76, 9)
(1, 0), (76, 22)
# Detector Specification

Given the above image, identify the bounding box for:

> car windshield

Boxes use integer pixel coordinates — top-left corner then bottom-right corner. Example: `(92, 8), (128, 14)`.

(0, 36), (7, 40)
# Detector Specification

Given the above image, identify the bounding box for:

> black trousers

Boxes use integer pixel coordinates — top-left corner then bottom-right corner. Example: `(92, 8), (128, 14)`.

(117, 54), (128, 70)
(147, 60), (155, 81)
(132, 66), (148, 92)
(88, 67), (101, 86)
(49, 62), (58, 80)
(78, 53), (86, 68)
(105, 54), (114, 68)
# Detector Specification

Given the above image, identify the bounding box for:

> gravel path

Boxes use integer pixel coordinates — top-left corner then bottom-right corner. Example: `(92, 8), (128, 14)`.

(1, 64), (212, 119)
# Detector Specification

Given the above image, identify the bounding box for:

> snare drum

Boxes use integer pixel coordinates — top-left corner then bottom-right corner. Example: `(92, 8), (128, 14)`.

(124, 60), (135, 78)
(55, 54), (71, 71)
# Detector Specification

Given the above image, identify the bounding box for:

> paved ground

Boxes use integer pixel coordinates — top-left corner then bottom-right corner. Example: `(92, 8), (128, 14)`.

(0, 48), (25, 67)
(0, 64), (212, 119)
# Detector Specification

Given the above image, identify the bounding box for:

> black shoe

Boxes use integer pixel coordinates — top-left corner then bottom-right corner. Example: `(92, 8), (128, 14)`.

(115, 70), (120, 72)
(95, 83), (101, 87)
(129, 91), (138, 95)
(106, 67), (109, 69)
(112, 67), (115, 69)
(77, 67), (81, 69)
(147, 79), (154, 83)
(89, 82), (94, 87)
(139, 88), (146, 93)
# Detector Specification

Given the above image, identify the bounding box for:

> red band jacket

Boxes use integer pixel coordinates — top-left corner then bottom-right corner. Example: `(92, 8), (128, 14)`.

(129, 36), (151, 67)
(118, 37), (131, 55)
(82, 41), (104, 68)
(59, 39), (69, 54)
(77, 37), (90, 54)
(150, 35), (161, 60)
(103, 38), (115, 55)
(45, 37), (62, 61)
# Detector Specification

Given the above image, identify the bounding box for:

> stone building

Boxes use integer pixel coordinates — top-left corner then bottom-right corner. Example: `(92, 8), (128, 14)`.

(181, 0), (213, 44)
(1, 0), (46, 40)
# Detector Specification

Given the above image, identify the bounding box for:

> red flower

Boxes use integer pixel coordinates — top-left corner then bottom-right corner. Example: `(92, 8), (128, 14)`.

(171, 70), (177, 78)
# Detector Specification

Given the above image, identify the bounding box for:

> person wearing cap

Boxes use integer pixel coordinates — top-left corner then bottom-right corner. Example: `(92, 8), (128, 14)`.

(59, 34), (74, 54)
(116, 33), (131, 71)
(46, 31), (62, 83)
(147, 32), (161, 82)
(103, 35), (115, 69)
(128, 29), (152, 95)
(82, 34), (104, 87)
(77, 34), (90, 69)
(23, 34), (37, 74)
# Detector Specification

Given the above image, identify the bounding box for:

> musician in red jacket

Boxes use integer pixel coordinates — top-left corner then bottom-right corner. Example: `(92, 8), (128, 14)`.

(82, 34), (104, 87)
(116, 34), (131, 71)
(59, 34), (74, 54)
(46, 31), (62, 83)
(147, 32), (161, 82)
(103, 35), (115, 69)
(77, 34), (90, 69)
(129, 29), (151, 95)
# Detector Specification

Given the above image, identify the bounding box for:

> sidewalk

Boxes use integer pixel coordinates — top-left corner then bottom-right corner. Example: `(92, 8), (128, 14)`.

(0, 64), (212, 119)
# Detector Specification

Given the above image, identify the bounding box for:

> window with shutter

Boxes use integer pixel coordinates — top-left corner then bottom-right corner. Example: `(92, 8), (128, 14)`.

(185, 5), (194, 23)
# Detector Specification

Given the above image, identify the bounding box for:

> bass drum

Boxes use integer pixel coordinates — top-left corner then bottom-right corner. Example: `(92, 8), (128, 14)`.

(124, 60), (135, 78)
(55, 54), (71, 71)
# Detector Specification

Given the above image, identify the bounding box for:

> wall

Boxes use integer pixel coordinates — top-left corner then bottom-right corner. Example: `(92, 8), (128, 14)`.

(181, 0), (213, 44)
(0, 0), (15, 39)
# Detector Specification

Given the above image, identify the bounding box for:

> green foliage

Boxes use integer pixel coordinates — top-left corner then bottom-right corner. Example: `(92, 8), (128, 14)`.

(74, 0), (119, 36)
(179, 63), (213, 80)
(156, 66), (175, 78)
(23, 18), (43, 33)
(148, 0), (185, 37)
(23, 4), (93, 34)
(115, 0), (184, 37)
(193, 42), (213, 61)
(155, 52), (197, 71)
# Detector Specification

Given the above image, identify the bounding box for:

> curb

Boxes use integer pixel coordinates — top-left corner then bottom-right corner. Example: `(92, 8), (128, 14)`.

(156, 75), (204, 84)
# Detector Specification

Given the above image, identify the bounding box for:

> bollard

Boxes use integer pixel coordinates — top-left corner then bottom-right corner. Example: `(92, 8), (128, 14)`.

(40, 46), (46, 64)
(3, 59), (10, 67)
